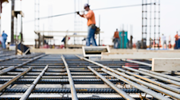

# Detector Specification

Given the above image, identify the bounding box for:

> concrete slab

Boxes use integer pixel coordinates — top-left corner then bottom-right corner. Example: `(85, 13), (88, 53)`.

(152, 58), (180, 71)
(102, 49), (180, 59)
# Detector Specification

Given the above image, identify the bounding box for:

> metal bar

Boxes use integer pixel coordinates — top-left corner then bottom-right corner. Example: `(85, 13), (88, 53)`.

(123, 66), (180, 86)
(75, 55), (171, 100)
(61, 55), (78, 100)
(0, 54), (44, 75)
(101, 69), (171, 100)
(117, 68), (180, 94)
(0, 97), (155, 100)
(4, 88), (142, 93)
(11, 0), (15, 44)
(125, 60), (151, 66)
(88, 66), (134, 100)
(0, 79), (123, 84)
(0, 56), (16, 62)
(0, 67), (32, 92)
(20, 65), (48, 100)
(139, 68), (180, 82)
(105, 68), (180, 99)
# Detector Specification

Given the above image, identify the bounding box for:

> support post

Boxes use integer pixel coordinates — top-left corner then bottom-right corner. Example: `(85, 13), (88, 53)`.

(11, 0), (15, 44)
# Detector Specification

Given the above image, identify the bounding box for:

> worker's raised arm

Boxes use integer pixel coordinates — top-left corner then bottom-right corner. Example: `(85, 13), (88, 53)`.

(76, 11), (85, 18)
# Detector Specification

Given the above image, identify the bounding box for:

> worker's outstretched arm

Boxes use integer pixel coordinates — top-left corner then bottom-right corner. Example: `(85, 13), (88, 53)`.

(76, 11), (85, 18)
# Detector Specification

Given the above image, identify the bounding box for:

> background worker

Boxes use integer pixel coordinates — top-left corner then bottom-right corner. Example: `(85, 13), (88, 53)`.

(168, 35), (172, 48)
(162, 34), (166, 49)
(77, 4), (97, 46)
(2, 31), (8, 49)
(113, 29), (119, 49)
(174, 31), (179, 49)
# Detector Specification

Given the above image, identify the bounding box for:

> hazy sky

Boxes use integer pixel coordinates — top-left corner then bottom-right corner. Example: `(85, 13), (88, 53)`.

(1, 0), (180, 45)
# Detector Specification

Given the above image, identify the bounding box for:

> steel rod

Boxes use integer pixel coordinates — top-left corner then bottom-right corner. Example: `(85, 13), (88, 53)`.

(139, 68), (180, 82)
(126, 60), (151, 66)
(117, 68), (180, 94)
(0, 55), (16, 62)
(101, 69), (171, 100)
(107, 68), (180, 99)
(0, 54), (45, 75)
(0, 79), (122, 84)
(75, 55), (171, 100)
(4, 88), (142, 93)
(0, 67), (32, 92)
(88, 66), (134, 100)
(20, 65), (48, 100)
(122, 66), (180, 86)
(61, 55), (78, 100)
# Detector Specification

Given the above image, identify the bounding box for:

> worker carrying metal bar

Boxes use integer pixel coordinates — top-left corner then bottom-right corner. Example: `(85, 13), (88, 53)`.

(77, 4), (97, 46)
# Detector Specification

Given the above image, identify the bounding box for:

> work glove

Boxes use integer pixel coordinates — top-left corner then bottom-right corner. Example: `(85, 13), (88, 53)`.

(76, 11), (80, 15)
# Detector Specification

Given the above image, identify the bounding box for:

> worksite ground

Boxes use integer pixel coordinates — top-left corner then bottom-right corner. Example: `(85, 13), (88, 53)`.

(30, 48), (180, 54)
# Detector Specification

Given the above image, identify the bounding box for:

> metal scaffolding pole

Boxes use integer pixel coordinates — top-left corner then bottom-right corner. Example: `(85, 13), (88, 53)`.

(149, 0), (152, 48)
(61, 55), (78, 100)
(11, 0), (15, 44)
(154, 0), (156, 49)
(158, 0), (161, 48)
(88, 66), (134, 100)
(20, 65), (49, 100)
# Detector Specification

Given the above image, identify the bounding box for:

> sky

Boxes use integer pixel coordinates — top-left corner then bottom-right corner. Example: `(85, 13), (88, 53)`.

(1, 0), (180, 45)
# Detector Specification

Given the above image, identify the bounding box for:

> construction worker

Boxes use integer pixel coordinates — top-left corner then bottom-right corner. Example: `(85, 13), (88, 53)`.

(174, 32), (179, 49)
(2, 31), (8, 49)
(77, 4), (97, 46)
(162, 34), (167, 49)
(168, 35), (172, 49)
(113, 29), (119, 49)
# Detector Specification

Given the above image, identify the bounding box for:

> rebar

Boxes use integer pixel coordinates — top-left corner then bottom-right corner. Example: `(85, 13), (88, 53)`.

(20, 65), (48, 100)
(88, 66), (134, 100)
(61, 55), (78, 100)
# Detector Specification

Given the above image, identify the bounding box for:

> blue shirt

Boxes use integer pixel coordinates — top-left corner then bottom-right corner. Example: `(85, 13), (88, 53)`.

(2, 32), (8, 40)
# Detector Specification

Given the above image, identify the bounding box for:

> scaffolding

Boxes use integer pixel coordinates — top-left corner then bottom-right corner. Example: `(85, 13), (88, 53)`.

(34, 0), (40, 32)
(142, 0), (160, 49)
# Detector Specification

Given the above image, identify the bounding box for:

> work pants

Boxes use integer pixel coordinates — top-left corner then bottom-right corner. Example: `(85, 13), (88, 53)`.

(175, 40), (178, 49)
(163, 41), (167, 49)
(2, 39), (6, 49)
(114, 38), (119, 49)
(86, 25), (97, 46)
